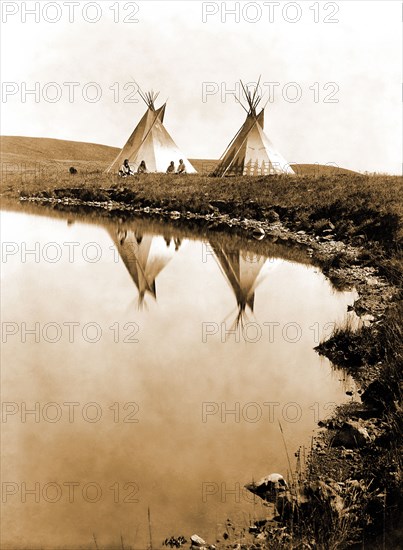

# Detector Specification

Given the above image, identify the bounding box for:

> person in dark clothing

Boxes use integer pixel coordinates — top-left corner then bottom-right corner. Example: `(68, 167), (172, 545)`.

(166, 161), (175, 173)
(137, 160), (148, 174)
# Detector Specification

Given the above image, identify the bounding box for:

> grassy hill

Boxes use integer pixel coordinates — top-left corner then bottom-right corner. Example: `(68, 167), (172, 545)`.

(0, 136), (358, 176)
(0, 136), (118, 163)
(0, 136), (119, 177)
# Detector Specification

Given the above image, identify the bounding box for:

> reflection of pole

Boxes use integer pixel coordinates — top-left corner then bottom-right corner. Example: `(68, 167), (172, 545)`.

(148, 506), (153, 550)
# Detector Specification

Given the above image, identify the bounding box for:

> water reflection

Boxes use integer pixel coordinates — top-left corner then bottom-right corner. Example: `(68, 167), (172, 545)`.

(108, 227), (181, 308)
(209, 243), (267, 328)
(1, 208), (359, 550)
(109, 222), (268, 322)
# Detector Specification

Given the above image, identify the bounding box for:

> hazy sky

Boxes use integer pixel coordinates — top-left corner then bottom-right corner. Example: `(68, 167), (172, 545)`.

(1, 0), (401, 173)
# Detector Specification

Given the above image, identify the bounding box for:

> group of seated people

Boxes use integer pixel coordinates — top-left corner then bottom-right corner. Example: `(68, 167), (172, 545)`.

(119, 159), (187, 177)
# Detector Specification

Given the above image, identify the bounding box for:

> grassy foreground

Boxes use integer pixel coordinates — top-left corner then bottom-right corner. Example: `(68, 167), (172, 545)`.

(1, 156), (402, 547)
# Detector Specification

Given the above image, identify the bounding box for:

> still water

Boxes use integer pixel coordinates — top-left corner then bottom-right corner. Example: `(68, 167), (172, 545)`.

(1, 209), (357, 549)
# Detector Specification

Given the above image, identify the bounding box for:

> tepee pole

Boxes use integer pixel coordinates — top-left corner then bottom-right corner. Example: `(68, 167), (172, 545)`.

(249, 75), (261, 112)
(233, 93), (249, 115)
(262, 97), (270, 110)
(239, 80), (250, 108)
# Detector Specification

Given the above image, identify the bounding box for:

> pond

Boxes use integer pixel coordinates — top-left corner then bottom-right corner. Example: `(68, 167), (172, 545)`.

(1, 208), (357, 549)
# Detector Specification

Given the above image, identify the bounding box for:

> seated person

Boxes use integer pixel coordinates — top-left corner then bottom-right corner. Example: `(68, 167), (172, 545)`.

(118, 159), (134, 177)
(137, 160), (148, 174)
(177, 159), (186, 174)
(166, 161), (175, 174)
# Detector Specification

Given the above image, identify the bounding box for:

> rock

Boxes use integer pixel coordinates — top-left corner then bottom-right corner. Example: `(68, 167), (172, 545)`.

(331, 420), (372, 448)
(252, 227), (265, 240)
(190, 534), (206, 547)
(303, 480), (344, 516)
(348, 479), (368, 493)
(361, 380), (395, 411)
(245, 473), (287, 503)
(209, 200), (231, 213)
(266, 209), (280, 223)
(164, 536), (187, 548)
(341, 449), (355, 458)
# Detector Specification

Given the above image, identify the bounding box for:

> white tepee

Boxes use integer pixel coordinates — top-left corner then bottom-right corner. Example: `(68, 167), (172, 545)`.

(107, 89), (196, 174)
(212, 79), (294, 177)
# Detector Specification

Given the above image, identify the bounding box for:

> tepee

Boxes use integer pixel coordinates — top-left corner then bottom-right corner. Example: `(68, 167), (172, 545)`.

(211, 79), (294, 177)
(210, 241), (267, 327)
(107, 89), (196, 174)
(109, 226), (176, 308)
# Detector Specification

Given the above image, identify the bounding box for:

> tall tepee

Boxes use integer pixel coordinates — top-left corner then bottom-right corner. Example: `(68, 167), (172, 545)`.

(107, 89), (196, 174)
(211, 79), (294, 177)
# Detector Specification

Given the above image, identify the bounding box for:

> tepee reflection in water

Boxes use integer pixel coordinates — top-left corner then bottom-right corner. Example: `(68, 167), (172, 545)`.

(109, 226), (180, 308)
(209, 241), (267, 328)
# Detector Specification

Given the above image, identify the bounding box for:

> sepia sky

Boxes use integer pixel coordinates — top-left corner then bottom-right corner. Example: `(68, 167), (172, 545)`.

(1, 0), (401, 174)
